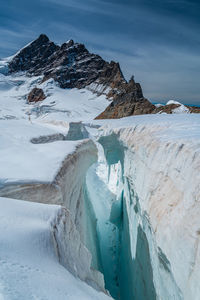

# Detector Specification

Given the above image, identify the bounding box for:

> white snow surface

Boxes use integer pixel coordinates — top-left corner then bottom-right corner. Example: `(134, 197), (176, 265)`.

(166, 100), (190, 113)
(166, 99), (182, 105)
(0, 196), (110, 300)
(172, 103), (189, 114)
(0, 71), (109, 122)
(0, 66), (109, 186)
(0, 119), (79, 185)
(93, 113), (200, 142)
(0, 67), (113, 299)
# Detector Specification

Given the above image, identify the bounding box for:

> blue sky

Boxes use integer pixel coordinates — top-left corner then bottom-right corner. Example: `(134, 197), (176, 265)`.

(0, 0), (200, 104)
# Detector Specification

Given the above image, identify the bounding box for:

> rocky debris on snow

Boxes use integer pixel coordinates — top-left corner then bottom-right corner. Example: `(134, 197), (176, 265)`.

(27, 87), (46, 103)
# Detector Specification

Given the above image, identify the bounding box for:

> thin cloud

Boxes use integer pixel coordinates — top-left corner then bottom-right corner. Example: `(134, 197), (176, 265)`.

(41, 0), (120, 16)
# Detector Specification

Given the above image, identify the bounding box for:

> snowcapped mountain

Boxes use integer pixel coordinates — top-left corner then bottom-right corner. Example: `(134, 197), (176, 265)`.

(2, 34), (199, 120)
(0, 34), (200, 300)
(4, 34), (155, 118)
(0, 36), (115, 300)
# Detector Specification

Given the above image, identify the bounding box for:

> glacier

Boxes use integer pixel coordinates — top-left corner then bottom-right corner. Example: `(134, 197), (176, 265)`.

(0, 63), (112, 298)
(0, 123), (107, 293)
(88, 114), (200, 300)
(0, 56), (200, 299)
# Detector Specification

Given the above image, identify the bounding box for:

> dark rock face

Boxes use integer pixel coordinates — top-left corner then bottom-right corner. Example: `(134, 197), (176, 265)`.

(8, 34), (155, 118)
(27, 88), (46, 103)
(8, 34), (125, 90)
(9, 35), (59, 74)
(96, 77), (155, 119)
(96, 98), (155, 119)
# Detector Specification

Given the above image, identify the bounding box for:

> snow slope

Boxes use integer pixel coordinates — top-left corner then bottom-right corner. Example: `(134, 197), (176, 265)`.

(0, 64), (109, 186)
(0, 196), (111, 300)
(0, 119), (79, 185)
(0, 70), (109, 122)
(0, 61), (112, 298)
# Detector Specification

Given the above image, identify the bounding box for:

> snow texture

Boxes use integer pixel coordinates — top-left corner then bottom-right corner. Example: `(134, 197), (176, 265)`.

(0, 196), (111, 300)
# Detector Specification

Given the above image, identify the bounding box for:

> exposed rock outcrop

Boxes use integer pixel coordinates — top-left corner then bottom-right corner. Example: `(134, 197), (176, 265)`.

(8, 34), (125, 91)
(8, 34), (154, 118)
(96, 98), (155, 119)
(9, 34), (59, 74)
(27, 87), (46, 103)
(96, 77), (155, 119)
(153, 103), (185, 114)
(187, 105), (200, 113)
(10, 34), (198, 119)
(153, 103), (200, 114)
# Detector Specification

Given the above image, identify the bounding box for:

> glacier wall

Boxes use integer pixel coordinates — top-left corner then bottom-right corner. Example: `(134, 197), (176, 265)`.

(95, 122), (200, 300)
(86, 157), (121, 299)
(0, 139), (108, 294)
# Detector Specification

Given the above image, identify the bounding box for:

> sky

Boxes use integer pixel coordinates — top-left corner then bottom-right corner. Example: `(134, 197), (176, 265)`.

(0, 0), (200, 105)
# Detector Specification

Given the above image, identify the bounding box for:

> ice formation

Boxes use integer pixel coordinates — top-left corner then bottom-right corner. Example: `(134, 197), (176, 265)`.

(0, 196), (111, 300)
(90, 114), (200, 300)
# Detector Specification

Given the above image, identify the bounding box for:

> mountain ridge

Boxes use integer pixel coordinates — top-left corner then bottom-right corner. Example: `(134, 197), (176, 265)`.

(7, 34), (200, 118)
(8, 34), (156, 118)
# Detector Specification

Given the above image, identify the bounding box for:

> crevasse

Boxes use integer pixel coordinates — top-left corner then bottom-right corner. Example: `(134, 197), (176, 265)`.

(1, 119), (200, 299)
(85, 132), (183, 300)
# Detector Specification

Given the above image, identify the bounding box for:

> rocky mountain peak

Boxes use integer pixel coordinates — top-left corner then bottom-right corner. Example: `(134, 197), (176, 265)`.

(9, 34), (59, 74)
(61, 39), (74, 49)
(8, 34), (156, 118)
(37, 34), (50, 43)
(129, 75), (135, 85)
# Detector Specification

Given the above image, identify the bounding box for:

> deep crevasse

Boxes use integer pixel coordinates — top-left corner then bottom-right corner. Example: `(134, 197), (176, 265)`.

(85, 120), (200, 300)
(1, 116), (200, 299)
(86, 144), (122, 299)
(86, 140), (181, 300)
(88, 120), (200, 300)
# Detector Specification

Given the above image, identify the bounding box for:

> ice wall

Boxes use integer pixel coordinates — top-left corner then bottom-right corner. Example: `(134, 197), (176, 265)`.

(0, 195), (114, 300)
(86, 158), (121, 299)
(97, 120), (200, 300)
(0, 139), (107, 293)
